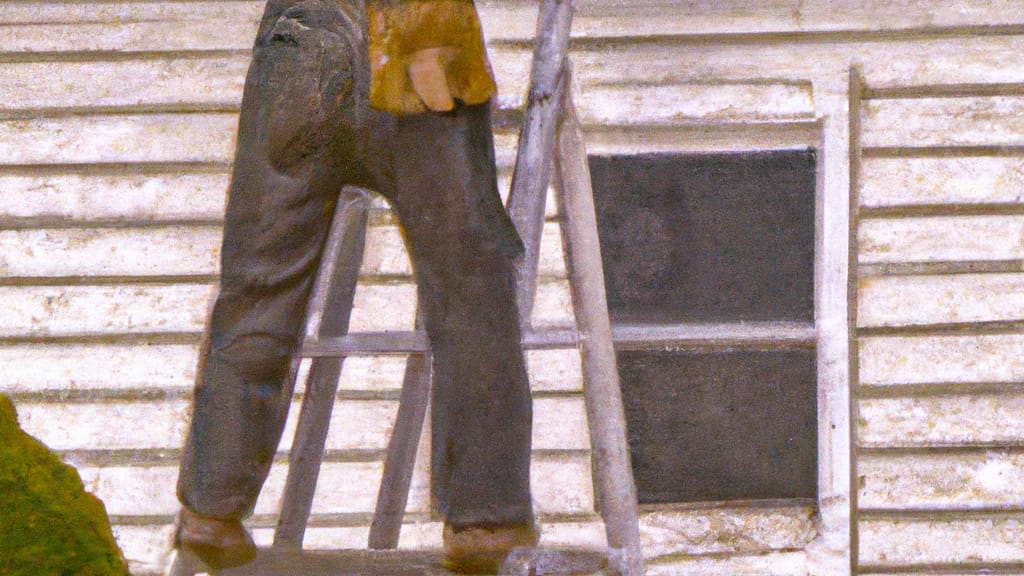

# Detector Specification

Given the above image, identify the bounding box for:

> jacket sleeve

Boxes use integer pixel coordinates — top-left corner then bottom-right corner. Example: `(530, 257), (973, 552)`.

(367, 0), (497, 115)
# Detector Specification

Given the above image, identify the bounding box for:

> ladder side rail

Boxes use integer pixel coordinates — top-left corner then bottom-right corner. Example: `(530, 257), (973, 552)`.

(553, 74), (646, 576)
(505, 0), (575, 326)
(274, 187), (373, 548)
(368, 314), (432, 549)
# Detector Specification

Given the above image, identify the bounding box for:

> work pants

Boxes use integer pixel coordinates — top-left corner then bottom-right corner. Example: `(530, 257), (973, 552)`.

(177, 0), (534, 530)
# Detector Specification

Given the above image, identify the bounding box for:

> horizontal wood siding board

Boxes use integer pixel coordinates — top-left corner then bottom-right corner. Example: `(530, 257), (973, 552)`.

(857, 274), (1024, 328)
(858, 261), (1024, 277)
(859, 451), (1024, 509)
(0, 342), (198, 391)
(0, 57), (247, 109)
(0, 226), (222, 277)
(859, 563), (1024, 575)
(638, 503), (816, 558)
(858, 394), (1024, 448)
(2, 36), (1023, 114)
(859, 517), (1024, 566)
(861, 96), (1024, 148)
(0, 114), (239, 165)
(0, 283), (213, 337)
(1, 1), (1021, 55)
(858, 216), (1024, 264)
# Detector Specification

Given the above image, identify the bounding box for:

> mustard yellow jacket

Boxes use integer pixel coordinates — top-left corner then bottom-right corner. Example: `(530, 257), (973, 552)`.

(367, 0), (497, 115)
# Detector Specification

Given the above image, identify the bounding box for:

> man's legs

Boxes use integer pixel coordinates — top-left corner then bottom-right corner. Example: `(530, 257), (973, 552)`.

(383, 102), (537, 572)
(176, 0), (369, 568)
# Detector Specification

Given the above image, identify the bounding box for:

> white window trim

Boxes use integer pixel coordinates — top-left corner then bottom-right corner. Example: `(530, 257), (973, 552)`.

(576, 81), (853, 575)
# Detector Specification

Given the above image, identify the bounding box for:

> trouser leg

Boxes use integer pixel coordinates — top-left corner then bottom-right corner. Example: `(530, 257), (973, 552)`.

(384, 102), (534, 528)
(177, 0), (369, 520)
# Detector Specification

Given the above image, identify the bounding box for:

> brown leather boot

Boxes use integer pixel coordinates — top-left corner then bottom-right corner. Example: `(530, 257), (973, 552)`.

(174, 507), (257, 571)
(442, 523), (540, 574)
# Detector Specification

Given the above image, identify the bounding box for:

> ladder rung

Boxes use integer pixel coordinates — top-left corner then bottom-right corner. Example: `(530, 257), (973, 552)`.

(299, 328), (581, 357)
(298, 322), (816, 357)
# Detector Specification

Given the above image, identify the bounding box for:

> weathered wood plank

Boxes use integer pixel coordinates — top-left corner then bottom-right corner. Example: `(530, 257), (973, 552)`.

(361, 222), (566, 279)
(110, 524), (177, 575)
(6, 36), (1024, 115)
(16, 398), (397, 452)
(12, 395), (591, 465)
(0, 226), (222, 277)
(639, 504), (815, 559)
(0, 284), (214, 337)
(860, 517), (1024, 566)
(530, 280), (574, 328)
(76, 454), (594, 521)
(0, 172), (229, 223)
(524, 36), (1024, 99)
(859, 216), (1024, 264)
(645, 550), (807, 576)
(18, 401), (189, 451)
(347, 284), (417, 332)
(576, 82), (815, 126)
(861, 97), (1024, 149)
(857, 274), (1024, 328)
(0, 342), (198, 391)
(526, 349), (583, 392)
(860, 334), (1024, 386)
(3, 0), (1023, 51)
(532, 453), (595, 516)
(533, 396), (589, 450)
(0, 58), (246, 110)
(859, 394), (1024, 448)
(0, 1), (264, 25)
(860, 451), (1024, 510)
(860, 156), (1024, 209)
(0, 20), (257, 53)
(75, 462), (389, 517)
(0, 114), (238, 165)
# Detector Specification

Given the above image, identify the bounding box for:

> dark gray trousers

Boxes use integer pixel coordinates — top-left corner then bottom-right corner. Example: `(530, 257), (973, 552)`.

(177, 0), (533, 530)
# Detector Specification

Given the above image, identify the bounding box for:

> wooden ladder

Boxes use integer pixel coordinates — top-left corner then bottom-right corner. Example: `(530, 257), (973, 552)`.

(174, 1), (644, 573)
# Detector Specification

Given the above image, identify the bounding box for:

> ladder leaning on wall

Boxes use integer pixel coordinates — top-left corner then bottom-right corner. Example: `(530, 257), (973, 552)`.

(171, 0), (645, 574)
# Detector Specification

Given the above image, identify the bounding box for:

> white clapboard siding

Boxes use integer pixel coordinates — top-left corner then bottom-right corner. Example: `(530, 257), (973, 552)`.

(0, 114), (238, 165)
(525, 348), (584, 392)
(860, 518), (1024, 566)
(360, 222), (566, 279)
(0, 58), (247, 110)
(574, 82), (816, 125)
(0, 344), (584, 394)
(860, 334), (1024, 386)
(859, 451), (1024, 509)
(3, 0), (1024, 52)
(862, 96), (1024, 149)
(860, 156), (1024, 209)
(0, 343), (199, 391)
(0, 284), (213, 337)
(859, 216), (1024, 264)
(555, 36), (1024, 96)
(859, 394), (1024, 448)
(857, 273), (1024, 328)
(0, 226), (222, 278)
(0, 173), (230, 223)
(6, 1), (1024, 574)
(13, 399), (590, 475)
(645, 551), (808, 576)
(853, 72), (1024, 576)
(638, 504), (816, 559)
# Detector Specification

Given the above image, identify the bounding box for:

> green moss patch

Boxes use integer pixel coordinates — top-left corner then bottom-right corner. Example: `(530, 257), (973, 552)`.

(0, 394), (129, 575)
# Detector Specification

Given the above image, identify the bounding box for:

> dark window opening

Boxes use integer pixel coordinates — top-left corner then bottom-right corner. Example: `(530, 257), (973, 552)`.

(589, 150), (818, 504)
(590, 151), (815, 324)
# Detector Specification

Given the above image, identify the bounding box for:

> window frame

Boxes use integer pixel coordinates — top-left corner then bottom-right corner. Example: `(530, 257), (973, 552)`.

(576, 95), (852, 571)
